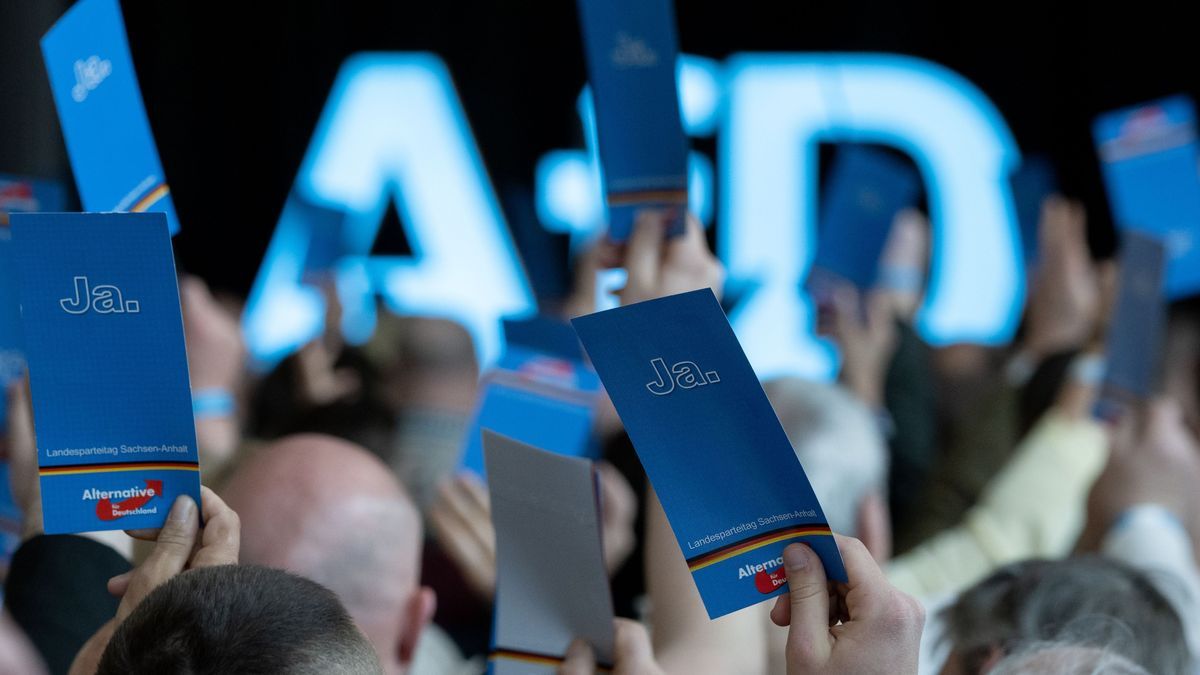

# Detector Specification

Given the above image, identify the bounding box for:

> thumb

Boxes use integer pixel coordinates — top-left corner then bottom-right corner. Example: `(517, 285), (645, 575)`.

(559, 638), (596, 675)
(779, 543), (833, 667)
(116, 495), (199, 621)
(148, 495), (200, 563)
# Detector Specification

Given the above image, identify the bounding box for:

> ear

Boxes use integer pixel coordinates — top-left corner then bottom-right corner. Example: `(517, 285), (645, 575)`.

(977, 645), (1005, 674)
(855, 491), (892, 563)
(396, 586), (437, 669)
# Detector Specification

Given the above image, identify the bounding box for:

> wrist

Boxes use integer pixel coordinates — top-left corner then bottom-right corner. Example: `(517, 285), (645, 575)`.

(1109, 503), (1186, 538)
(1005, 349), (1038, 387)
(843, 371), (885, 409)
(192, 388), (235, 420)
(20, 506), (43, 542)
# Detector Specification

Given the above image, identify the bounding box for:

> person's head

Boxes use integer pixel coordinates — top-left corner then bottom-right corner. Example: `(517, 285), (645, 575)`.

(765, 377), (890, 560)
(98, 565), (381, 674)
(221, 434), (434, 675)
(249, 345), (396, 455)
(988, 644), (1150, 675)
(367, 314), (479, 413)
(939, 557), (1189, 675)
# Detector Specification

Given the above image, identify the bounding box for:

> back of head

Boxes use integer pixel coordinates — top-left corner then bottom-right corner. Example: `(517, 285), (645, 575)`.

(942, 556), (1189, 675)
(230, 383), (439, 674)
(248, 347), (396, 454)
(765, 377), (888, 537)
(98, 565), (381, 675)
(221, 434), (423, 659)
(990, 645), (1150, 675)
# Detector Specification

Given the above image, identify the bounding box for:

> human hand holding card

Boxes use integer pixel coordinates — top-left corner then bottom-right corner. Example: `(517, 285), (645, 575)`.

(69, 486), (239, 675)
(770, 537), (924, 675)
(572, 289), (846, 619)
(10, 212), (201, 534)
(612, 210), (723, 306)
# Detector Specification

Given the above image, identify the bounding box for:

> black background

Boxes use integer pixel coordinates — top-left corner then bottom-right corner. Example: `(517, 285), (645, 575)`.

(1, 0), (1196, 298)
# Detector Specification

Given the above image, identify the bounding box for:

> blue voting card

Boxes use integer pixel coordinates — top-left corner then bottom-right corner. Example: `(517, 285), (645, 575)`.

(10, 212), (200, 534)
(1009, 156), (1058, 266)
(0, 174), (68, 216)
(1096, 231), (1168, 422)
(461, 317), (601, 477)
(0, 230), (24, 436)
(809, 146), (921, 295)
(576, 0), (689, 241)
(41, 0), (180, 236)
(297, 196), (349, 275)
(572, 289), (846, 618)
(485, 432), (615, 674)
(1, 176), (67, 433)
(1094, 95), (1200, 299)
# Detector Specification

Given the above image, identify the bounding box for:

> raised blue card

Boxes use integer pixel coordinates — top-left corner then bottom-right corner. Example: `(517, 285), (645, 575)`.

(576, 0), (689, 241)
(1094, 95), (1200, 298)
(41, 0), (180, 236)
(1, 176), (67, 434)
(10, 212), (200, 534)
(572, 289), (846, 619)
(809, 146), (921, 292)
(461, 317), (601, 476)
(1009, 156), (1058, 265)
(0, 174), (68, 216)
(1096, 231), (1168, 421)
(0, 229), (22, 436)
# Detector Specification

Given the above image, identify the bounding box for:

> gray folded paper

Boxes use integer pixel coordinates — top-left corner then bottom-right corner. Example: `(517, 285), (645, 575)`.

(483, 430), (615, 673)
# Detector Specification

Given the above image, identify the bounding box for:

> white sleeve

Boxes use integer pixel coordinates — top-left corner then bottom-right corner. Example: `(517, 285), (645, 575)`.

(1101, 503), (1200, 669)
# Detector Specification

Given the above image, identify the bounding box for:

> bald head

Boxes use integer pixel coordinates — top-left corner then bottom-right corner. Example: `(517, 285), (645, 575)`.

(222, 434), (427, 672)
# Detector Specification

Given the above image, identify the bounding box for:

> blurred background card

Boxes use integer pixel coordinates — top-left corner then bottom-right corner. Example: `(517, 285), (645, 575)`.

(572, 289), (845, 619)
(1096, 231), (1168, 421)
(1094, 94), (1200, 299)
(41, 0), (180, 236)
(0, 228), (22, 437)
(0, 174), (68, 217)
(576, 0), (688, 241)
(290, 192), (350, 276)
(10, 212), (200, 534)
(1009, 155), (1058, 266)
(460, 316), (601, 477)
(808, 145), (921, 297)
(484, 431), (614, 673)
(0, 174), (68, 434)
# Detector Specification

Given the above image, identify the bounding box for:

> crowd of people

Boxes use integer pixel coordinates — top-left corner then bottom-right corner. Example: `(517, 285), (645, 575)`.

(2, 193), (1199, 675)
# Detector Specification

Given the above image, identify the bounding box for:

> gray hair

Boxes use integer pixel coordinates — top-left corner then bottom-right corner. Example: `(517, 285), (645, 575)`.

(941, 556), (1190, 675)
(990, 644), (1150, 675)
(764, 377), (888, 536)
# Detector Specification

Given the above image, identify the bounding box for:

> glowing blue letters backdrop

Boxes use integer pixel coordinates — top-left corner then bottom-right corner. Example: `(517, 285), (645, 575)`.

(245, 52), (1025, 379)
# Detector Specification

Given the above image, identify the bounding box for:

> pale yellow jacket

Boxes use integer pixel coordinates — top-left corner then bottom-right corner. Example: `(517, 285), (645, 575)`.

(887, 412), (1108, 599)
